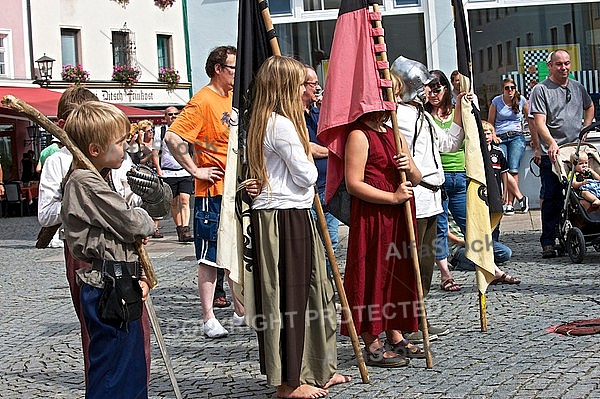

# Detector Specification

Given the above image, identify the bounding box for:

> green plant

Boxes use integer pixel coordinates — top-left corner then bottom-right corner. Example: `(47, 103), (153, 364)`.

(112, 0), (130, 7)
(154, 0), (175, 10)
(112, 64), (140, 85)
(158, 67), (180, 90)
(61, 64), (90, 85)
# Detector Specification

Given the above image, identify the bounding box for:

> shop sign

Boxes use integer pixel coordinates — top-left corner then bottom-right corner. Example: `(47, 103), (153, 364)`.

(92, 88), (187, 106)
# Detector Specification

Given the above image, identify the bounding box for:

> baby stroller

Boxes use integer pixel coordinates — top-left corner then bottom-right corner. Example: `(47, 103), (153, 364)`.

(554, 121), (600, 263)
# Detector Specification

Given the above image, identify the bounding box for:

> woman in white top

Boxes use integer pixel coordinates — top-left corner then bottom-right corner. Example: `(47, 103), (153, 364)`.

(247, 55), (349, 399)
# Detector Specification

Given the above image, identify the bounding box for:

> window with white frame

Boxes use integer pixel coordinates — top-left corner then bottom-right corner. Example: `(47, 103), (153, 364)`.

(61, 28), (81, 66)
(394, 0), (419, 6)
(275, 12), (426, 72)
(112, 30), (135, 66)
(303, 0), (340, 11)
(157, 34), (173, 70)
(0, 35), (6, 76)
(269, 0), (292, 15)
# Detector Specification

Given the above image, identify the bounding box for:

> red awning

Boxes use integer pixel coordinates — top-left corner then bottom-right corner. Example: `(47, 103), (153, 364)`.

(0, 86), (163, 122)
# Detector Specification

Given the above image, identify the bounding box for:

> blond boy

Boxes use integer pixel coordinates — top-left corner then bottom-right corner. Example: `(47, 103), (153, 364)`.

(60, 101), (169, 398)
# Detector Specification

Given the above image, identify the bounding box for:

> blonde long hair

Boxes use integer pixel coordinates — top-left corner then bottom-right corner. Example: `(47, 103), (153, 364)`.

(247, 56), (309, 189)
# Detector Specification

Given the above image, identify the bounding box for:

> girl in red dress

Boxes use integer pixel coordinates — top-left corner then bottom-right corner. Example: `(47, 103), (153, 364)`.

(342, 110), (425, 367)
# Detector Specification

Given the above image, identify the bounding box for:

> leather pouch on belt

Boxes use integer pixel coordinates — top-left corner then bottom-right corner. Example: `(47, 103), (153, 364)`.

(96, 261), (143, 328)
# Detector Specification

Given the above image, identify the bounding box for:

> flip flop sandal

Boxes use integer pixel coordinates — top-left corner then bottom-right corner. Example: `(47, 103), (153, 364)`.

(386, 339), (427, 359)
(491, 273), (521, 285)
(213, 296), (231, 308)
(440, 278), (461, 291)
(365, 346), (410, 368)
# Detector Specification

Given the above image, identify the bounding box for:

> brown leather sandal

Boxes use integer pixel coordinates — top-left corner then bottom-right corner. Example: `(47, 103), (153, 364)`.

(491, 272), (521, 285)
(440, 278), (461, 291)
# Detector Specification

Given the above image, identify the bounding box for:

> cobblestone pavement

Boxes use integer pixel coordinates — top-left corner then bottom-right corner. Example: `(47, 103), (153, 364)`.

(1, 212), (599, 398)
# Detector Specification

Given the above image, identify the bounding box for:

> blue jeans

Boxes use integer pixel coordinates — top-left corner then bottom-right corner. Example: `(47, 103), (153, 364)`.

(540, 155), (563, 247)
(312, 191), (339, 272)
(451, 240), (513, 271)
(498, 132), (526, 174)
(436, 171), (467, 260)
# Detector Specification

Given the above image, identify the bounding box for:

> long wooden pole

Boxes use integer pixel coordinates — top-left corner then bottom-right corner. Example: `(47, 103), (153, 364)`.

(257, 0), (370, 383)
(456, 72), (488, 332)
(479, 292), (487, 332)
(0, 95), (158, 288)
(372, 3), (433, 368)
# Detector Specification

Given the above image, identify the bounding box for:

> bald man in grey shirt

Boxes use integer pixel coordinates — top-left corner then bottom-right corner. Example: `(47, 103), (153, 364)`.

(529, 49), (594, 258)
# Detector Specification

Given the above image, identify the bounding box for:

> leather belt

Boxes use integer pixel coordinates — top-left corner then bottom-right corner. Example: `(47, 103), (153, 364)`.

(419, 181), (440, 192)
(497, 131), (522, 137)
(92, 259), (141, 278)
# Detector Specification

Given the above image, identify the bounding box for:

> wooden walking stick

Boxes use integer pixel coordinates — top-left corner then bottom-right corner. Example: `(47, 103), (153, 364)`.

(372, 3), (433, 368)
(257, 0), (370, 383)
(1, 94), (158, 288)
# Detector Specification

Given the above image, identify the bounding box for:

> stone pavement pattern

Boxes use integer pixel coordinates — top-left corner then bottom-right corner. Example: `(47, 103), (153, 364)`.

(0, 211), (599, 398)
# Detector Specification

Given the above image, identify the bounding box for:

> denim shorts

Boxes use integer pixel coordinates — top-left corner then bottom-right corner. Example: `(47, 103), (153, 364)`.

(498, 132), (526, 174)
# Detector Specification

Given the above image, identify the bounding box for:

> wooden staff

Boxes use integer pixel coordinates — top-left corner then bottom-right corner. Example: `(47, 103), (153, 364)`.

(257, 0), (370, 383)
(372, 3), (433, 368)
(479, 292), (488, 332)
(456, 73), (489, 332)
(1, 94), (158, 289)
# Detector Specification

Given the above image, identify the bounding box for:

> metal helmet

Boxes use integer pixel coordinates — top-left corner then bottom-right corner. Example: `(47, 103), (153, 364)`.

(390, 56), (433, 103)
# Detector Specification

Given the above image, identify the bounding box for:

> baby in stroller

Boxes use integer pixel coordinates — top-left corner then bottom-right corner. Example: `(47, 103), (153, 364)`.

(570, 151), (600, 207)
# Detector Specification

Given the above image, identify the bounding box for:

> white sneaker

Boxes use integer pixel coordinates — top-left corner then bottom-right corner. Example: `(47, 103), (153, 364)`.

(504, 205), (515, 215)
(203, 317), (228, 338)
(49, 238), (64, 248)
(232, 312), (246, 327)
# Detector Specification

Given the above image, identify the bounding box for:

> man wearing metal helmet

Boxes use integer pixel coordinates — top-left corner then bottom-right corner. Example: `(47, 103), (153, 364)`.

(391, 56), (468, 342)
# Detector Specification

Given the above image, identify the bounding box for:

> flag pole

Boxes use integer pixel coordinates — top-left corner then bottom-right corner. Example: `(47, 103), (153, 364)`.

(451, 0), (490, 333)
(257, 0), (370, 383)
(372, 3), (433, 368)
(479, 292), (487, 332)
(458, 73), (489, 332)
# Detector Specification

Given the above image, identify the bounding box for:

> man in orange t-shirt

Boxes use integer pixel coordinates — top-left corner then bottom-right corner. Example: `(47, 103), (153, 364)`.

(165, 45), (244, 338)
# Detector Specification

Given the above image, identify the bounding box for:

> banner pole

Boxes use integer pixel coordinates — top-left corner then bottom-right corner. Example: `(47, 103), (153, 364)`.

(372, 3), (433, 368)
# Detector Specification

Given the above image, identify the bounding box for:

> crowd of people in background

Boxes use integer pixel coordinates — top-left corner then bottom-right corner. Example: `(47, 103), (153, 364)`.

(14, 43), (593, 399)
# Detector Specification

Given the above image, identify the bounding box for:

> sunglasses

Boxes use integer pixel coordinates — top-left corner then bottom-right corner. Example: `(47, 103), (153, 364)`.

(221, 64), (236, 70)
(565, 86), (572, 103)
(167, 112), (179, 117)
(504, 85), (516, 91)
(428, 86), (443, 95)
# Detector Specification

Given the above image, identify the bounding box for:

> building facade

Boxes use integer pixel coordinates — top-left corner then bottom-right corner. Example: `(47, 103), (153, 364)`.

(1, 0), (190, 181)
(186, 0), (600, 208)
(29, 0), (191, 108)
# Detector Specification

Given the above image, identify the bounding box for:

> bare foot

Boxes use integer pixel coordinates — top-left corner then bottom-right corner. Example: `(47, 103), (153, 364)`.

(276, 384), (329, 398)
(322, 373), (352, 389)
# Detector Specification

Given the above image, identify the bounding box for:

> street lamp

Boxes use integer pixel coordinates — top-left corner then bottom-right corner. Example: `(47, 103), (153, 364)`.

(35, 54), (55, 86)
